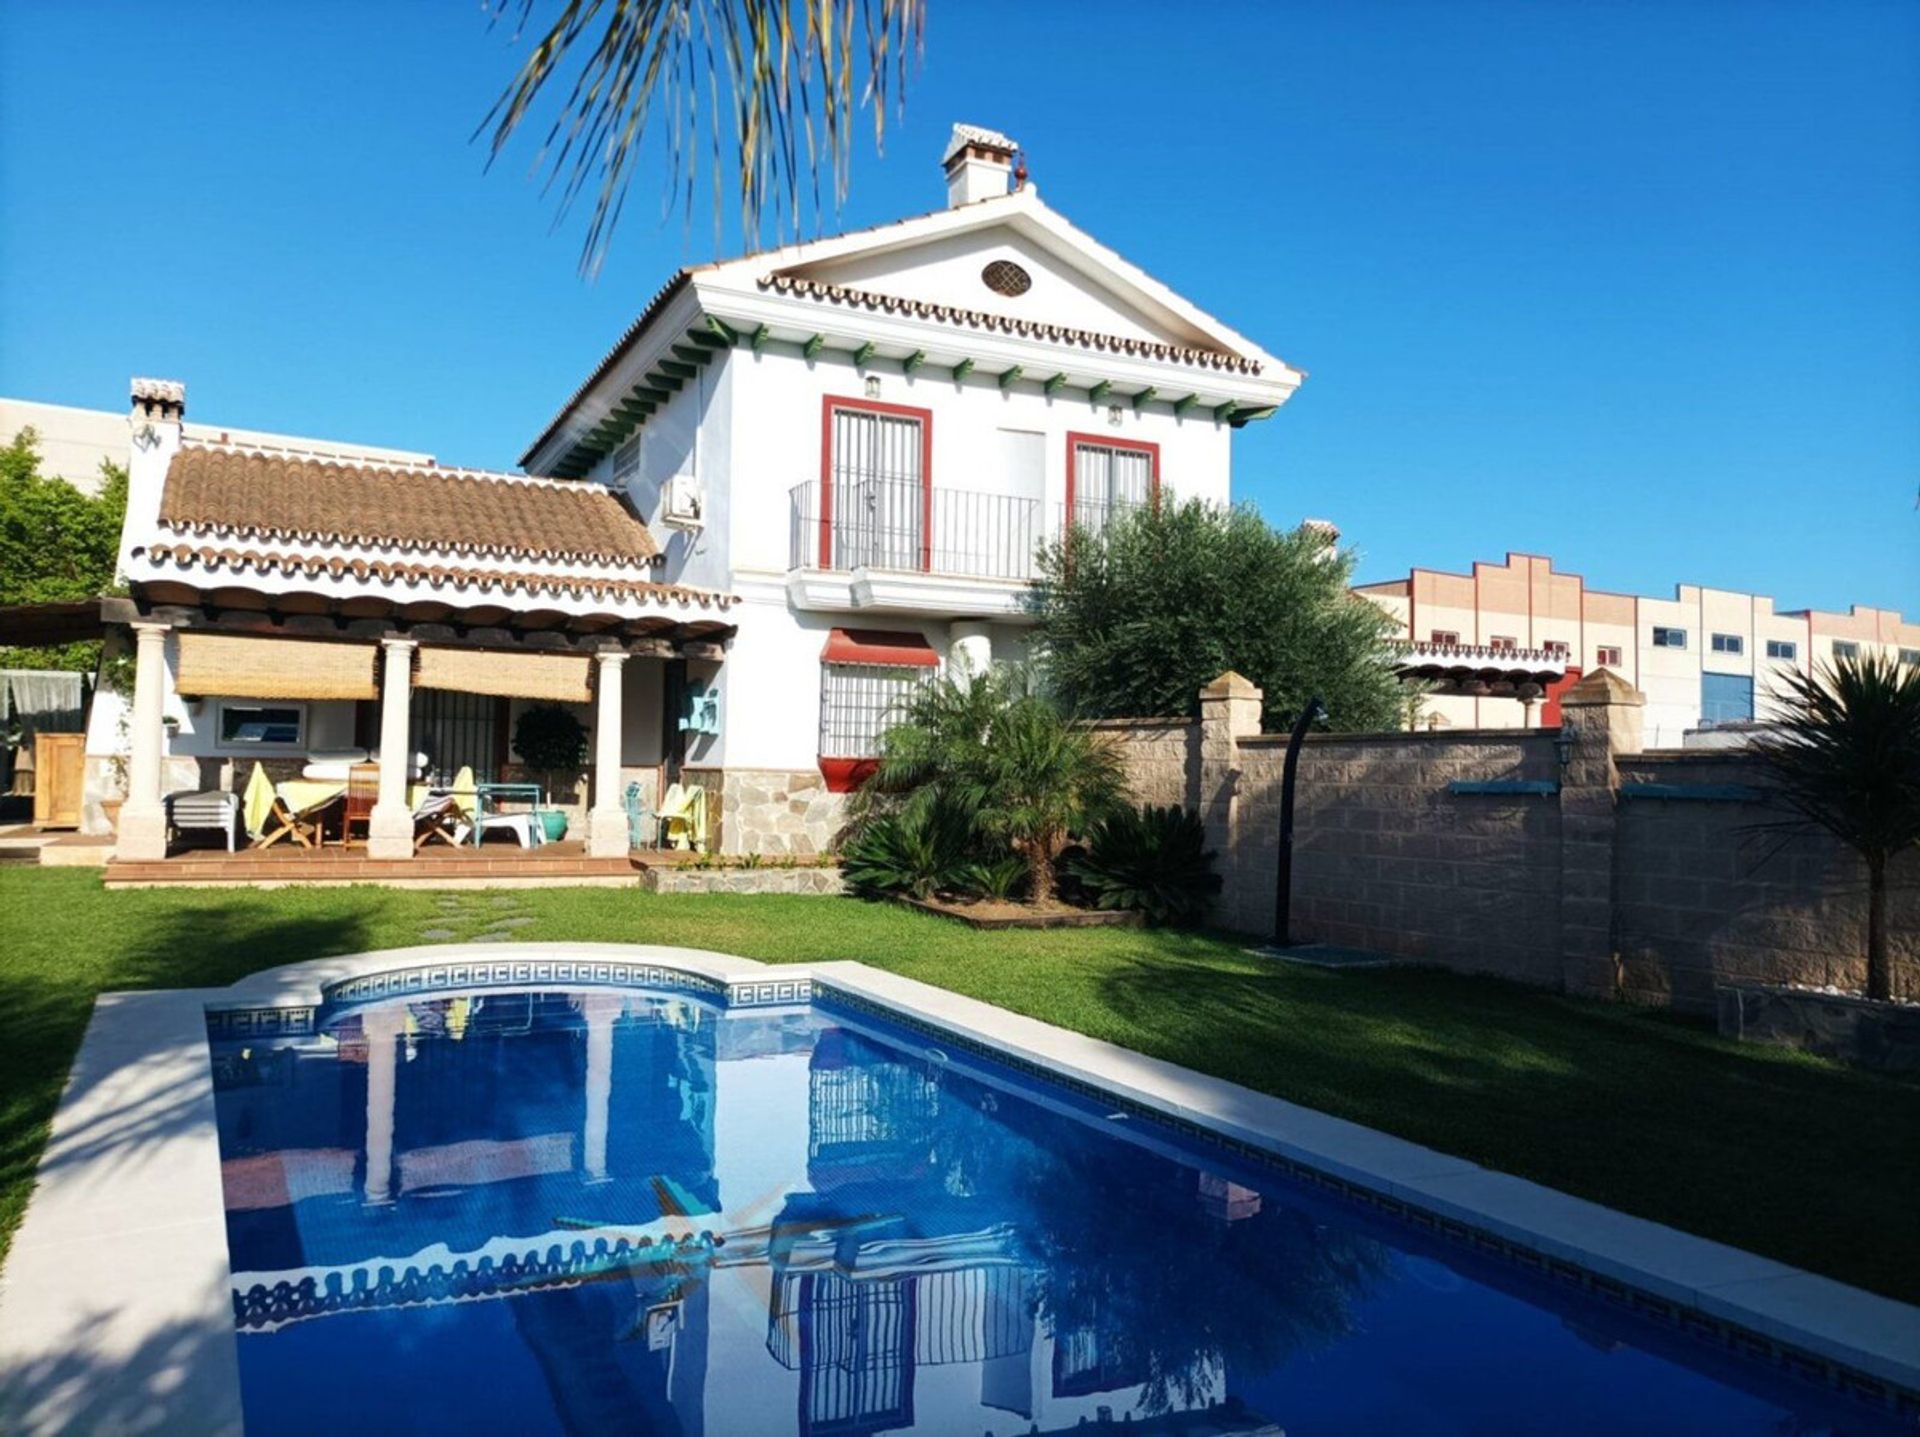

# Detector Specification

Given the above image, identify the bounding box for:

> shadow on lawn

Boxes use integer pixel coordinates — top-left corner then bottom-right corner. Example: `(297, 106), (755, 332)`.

(1090, 950), (1920, 1303)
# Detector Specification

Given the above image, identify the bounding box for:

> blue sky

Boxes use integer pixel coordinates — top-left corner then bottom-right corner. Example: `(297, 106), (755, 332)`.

(2, 1), (1915, 613)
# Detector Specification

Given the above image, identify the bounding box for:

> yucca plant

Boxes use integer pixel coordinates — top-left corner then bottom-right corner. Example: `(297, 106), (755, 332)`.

(1069, 804), (1221, 926)
(1751, 653), (1920, 1002)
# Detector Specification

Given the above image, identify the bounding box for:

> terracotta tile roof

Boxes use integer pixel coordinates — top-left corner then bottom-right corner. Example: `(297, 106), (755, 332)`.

(756, 274), (1262, 374)
(141, 541), (733, 610)
(158, 443), (658, 566)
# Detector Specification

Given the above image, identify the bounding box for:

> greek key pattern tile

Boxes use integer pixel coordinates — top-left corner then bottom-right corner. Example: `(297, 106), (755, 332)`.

(322, 959), (730, 1007)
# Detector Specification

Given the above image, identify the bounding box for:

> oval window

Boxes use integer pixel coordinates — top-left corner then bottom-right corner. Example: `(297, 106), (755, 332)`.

(981, 259), (1032, 297)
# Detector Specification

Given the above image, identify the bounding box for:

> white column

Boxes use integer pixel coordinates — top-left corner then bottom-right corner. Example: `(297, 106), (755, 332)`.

(587, 650), (630, 857)
(366, 637), (417, 859)
(362, 1005), (405, 1205)
(948, 620), (993, 682)
(578, 993), (622, 1183)
(113, 621), (171, 861)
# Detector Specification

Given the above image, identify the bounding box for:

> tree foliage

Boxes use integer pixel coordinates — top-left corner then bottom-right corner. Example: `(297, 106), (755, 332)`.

(480, 0), (926, 273)
(1750, 653), (1920, 1001)
(0, 427), (127, 672)
(1031, 499), (1407, 733)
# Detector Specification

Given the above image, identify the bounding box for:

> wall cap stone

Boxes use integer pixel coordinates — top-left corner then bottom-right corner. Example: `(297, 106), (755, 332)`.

(1200, 671), (1263, 701)
(1560, 669), (1646, 708)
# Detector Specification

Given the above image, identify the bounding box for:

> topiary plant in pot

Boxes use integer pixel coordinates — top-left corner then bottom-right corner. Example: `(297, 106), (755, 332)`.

(512, 704), (588, 841)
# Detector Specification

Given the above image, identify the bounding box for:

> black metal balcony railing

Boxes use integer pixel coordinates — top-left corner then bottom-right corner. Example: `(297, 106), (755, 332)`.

(789, 479), (1147, 581)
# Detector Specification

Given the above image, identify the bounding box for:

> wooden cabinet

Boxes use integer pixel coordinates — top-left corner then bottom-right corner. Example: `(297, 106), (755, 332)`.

(31, 732), (85, 829)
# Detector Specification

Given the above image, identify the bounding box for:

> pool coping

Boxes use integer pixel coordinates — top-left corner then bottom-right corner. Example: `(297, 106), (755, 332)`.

(1, 941), (1915, 1434)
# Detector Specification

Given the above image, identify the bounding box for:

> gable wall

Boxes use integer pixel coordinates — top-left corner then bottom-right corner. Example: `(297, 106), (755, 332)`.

(785, 228), (1210, 347)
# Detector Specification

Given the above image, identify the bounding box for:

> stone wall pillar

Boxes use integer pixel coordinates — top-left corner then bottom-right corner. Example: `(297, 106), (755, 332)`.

(1557, 670), (1645, 998)
(113, 621), (172, 861)
(366, 638), (417, 859)
(1198, 672), (1265, 916)
(588, 651), (630, 857)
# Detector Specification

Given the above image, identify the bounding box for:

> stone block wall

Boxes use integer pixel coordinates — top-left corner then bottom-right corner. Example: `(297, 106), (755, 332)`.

(1613, 752), (1920, 1009)
(1095, 672), (1915, 1014)
(710, 767), (848, 857)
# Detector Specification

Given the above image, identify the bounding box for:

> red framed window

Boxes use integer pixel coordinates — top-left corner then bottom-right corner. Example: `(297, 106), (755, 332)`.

(820, 397), (933, 571)
(818, 628), (939, 792)
(1596, 645), (1623, 668)
(1065, 433), (1159, 531)
(1429, 629), (1460, 647)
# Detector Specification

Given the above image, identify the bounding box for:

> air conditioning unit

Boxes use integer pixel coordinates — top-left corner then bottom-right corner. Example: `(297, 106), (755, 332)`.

(661, 473), (704, 530)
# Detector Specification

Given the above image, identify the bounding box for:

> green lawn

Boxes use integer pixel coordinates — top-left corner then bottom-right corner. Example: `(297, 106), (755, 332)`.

(2, 866), (1914, 1302)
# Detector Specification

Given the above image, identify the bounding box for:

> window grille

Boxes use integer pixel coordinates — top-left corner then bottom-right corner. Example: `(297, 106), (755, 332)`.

(820, 663), (930, 758)
(1068, 439), (1153, 531)
(829, 406), (925, 570)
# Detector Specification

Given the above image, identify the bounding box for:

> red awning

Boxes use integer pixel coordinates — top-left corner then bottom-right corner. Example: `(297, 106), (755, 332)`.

(820, 627), (940, 667)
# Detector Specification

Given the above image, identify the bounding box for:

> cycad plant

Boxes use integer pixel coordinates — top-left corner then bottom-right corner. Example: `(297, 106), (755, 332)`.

(1070, 804), (1221, 926)
(1751, 653), (1920, 1002)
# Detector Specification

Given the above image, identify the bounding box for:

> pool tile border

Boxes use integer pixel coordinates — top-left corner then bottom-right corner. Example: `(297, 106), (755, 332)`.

(2, 942), (1915, 1436)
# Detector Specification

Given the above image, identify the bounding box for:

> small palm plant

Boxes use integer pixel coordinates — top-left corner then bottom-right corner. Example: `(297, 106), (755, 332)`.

(1751, 653), (1920, 1002)
(852, 667), (1126, 906)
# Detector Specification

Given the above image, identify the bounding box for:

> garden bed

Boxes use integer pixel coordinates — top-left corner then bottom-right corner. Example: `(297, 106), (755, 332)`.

(1716, 982), (1920, 1075)
(898, 895), (1144, 930)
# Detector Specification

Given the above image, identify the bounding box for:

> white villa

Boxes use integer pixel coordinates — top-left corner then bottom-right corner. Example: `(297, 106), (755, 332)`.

(92, 124), (1303, 865)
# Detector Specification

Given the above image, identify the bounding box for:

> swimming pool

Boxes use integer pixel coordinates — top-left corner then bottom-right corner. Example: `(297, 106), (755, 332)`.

(206, 978), (1908, 1436)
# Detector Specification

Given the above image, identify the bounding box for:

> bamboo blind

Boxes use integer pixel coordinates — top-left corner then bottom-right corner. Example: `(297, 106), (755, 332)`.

(415, 646), (592, 703)
(174, 632), (379, 700)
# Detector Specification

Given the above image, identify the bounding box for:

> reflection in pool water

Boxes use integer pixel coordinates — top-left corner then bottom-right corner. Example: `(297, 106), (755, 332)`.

(209, 988), (1901, 1436)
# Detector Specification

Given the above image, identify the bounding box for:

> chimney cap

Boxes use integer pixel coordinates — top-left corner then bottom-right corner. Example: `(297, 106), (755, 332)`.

(942, 123), (1018, 168)
(1299, 517), (1340, 542)
(131, 377), (185, 405)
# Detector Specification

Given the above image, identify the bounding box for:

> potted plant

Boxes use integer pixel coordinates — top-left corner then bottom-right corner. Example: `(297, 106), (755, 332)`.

(511, 704), (588, 842)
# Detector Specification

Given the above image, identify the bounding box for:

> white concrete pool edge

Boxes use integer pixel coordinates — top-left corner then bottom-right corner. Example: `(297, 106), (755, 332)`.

(0, 942), (1914, 1436)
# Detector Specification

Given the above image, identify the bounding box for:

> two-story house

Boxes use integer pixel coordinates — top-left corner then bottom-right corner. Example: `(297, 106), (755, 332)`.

(97, 125), (1301, 866)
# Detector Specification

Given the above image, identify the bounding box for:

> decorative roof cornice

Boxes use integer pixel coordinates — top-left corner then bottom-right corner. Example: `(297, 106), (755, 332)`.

(754, 274), (1262, 374)
(138, 542), (734, 611)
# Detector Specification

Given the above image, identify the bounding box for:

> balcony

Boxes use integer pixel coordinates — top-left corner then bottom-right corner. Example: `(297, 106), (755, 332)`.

(786, 478), (1142, 618)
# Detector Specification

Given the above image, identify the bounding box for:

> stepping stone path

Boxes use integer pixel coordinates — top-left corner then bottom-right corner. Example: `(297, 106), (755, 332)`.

(416, 890), (530, 944)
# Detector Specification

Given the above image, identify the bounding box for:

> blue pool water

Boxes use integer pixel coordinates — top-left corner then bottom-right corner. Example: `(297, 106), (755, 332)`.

(209, 985), (1905, 1436)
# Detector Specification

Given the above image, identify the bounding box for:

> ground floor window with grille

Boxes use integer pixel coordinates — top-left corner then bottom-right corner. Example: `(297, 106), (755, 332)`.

(818, 628), (939, 791)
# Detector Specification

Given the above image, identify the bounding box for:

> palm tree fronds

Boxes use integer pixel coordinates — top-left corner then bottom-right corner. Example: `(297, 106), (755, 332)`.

(479, 0), (926, 273)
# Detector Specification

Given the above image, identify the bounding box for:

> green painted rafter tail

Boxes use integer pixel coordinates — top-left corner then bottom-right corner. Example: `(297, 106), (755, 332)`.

(672, 344), (711, 366)
(853, 341), (877, 368)
(1132, 386), (1157, 413)
(750, 324), (770, 354)
(1213, 401), (1237, 423)
(803, 333), (825, 360)
(1230, 405), (1279, 426)
(1172, 393), (1198, 417)
(658, 359), (697, 379)
(903, 349), (925, 374)
(1088, 379), (1111, 405)
(998, 365), (1023, 391)
(1043, 372), (1067, 396)
(952, 357), (974, 381)
(703, 315), (737, 345)
(647, 371), (684, 393)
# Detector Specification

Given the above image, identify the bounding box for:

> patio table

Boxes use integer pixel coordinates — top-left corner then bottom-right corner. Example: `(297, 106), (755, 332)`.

(469, 782), (548, 848)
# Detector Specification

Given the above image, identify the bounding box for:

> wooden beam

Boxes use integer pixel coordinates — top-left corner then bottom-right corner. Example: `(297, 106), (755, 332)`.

(1132, 386), (1157, 413)
(646, 371), (684, 393)
(1172, 393), (1198, 417)
(657, 359), (697, 379)
(853, 340), (876, 369)
(1213, 400), (1237, 423)
(750, 323), (770, 354)
(671, 344), (711, 366)
(1088, 379), (1111, 405)
(1229, 404), (1279, 426)
(803, 333), (826, 360)
(702, 315), (737, 345)
(952, 357), (974, 381)
(1043, 372), (1068, 396)
(627, 385), (671, 404)
(998, 365), (1023, 391)
(903, 349), (925, 374)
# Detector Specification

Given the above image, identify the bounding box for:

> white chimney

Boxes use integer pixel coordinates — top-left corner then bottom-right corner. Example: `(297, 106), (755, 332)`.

(121, 377), (186, 580)
(942, 124), (1019, 207)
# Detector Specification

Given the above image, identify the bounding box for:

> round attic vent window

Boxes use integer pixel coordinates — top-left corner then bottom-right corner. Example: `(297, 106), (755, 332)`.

(981, 259), (1032, 297)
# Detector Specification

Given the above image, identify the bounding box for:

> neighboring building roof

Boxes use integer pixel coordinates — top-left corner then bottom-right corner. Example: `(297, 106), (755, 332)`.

(158, 443), (658, 567)
(754, 274), (1263, 374)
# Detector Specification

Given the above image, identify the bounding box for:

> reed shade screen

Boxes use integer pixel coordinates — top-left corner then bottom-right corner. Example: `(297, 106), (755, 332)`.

(415, 646), (592, 704)
(174, 632), (379, 700)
